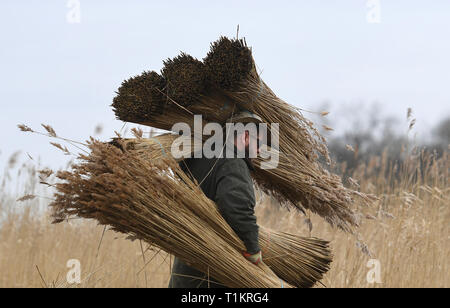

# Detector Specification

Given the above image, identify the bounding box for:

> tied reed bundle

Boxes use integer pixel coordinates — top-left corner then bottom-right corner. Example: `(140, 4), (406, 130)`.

(111, 70), (208, 132)
(203, 36), (377, 232)
(51, 139), (285, 288)
(111, 54), (235, 133)
(51, 138), (332, 288)
(111, 136), (333, 287)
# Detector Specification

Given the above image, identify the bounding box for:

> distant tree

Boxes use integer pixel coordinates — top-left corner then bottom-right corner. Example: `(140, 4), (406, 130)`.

(433, 117), (450, 145)
(319, 104), (448, 180)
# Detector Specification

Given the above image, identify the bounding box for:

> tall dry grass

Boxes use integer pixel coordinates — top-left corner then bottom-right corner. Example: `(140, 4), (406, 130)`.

(0, 148), (448, 288)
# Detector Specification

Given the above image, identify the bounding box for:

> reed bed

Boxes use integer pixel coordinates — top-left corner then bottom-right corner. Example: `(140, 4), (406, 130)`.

(2, 147), (448, 288)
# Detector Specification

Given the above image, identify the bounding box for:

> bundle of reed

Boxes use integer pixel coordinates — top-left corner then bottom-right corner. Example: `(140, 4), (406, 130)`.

(111, 69), (208, 132)
(203, 37), (378, 231)
(203, 37), (326, 160)
(51, 138), (332, 288)
(111, 54), (236, 132)
(110, 135), (333, 287)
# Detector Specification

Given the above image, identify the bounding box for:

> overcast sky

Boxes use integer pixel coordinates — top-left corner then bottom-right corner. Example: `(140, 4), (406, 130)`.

(1, 0), (449, 174)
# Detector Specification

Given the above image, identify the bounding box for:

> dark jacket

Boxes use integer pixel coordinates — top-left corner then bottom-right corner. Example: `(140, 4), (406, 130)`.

(168, 153), (260, 288)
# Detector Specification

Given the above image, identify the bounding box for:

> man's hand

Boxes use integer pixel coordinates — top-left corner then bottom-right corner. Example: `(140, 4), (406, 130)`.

(243, 250), (262, 265)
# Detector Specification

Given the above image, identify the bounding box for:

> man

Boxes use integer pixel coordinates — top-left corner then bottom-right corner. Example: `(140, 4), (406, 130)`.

(168, 111), (263, 288)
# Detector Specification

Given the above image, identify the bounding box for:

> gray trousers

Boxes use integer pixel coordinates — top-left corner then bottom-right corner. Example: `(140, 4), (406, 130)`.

(168, 257), (227, 288)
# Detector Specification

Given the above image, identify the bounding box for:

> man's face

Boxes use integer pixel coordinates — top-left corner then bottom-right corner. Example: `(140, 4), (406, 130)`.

(238, 130), (261, 159)
(248, 130), (261, 158)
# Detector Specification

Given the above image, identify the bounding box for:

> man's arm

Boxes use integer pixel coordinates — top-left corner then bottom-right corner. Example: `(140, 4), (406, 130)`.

(214, 158), (260, 254)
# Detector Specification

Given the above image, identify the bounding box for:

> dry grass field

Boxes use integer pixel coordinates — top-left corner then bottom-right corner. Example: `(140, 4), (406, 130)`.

(0, 149), (448, 288)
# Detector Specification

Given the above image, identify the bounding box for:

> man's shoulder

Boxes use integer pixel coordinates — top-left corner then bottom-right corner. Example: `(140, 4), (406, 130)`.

(181, 156), (217, 173)
(182, 156), (252, 180)
(215, 157), (253, 180)
(216, 156), (248, 168)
